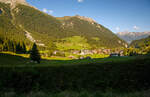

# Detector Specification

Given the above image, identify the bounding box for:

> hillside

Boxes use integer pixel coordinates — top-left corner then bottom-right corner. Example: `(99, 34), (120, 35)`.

(0, 1), (127, 50)
(130, 36), (150, 48)
(117, 32), (150, 44)
(56, 15), (127, 49)
(0, 2), (27, 42)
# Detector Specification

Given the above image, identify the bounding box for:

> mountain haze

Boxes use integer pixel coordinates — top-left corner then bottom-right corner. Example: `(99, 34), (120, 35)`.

(117, 32), (150, 44)
(0, 0), (127, 50)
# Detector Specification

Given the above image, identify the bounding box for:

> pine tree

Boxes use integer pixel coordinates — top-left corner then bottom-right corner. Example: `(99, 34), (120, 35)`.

(3, 42), (9, 51)
(22, 42), (26, 53)
(8, 40), (14, 52)
(16, 42), (23, 53)
(30, 43), (41, 63)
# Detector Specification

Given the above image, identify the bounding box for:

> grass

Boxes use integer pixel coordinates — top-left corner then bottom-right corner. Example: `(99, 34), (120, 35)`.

(0, 52), (150, 96)
(56, 36), (91, 50)
(0, 90), (149, 97)
(0, 52), (135, 67)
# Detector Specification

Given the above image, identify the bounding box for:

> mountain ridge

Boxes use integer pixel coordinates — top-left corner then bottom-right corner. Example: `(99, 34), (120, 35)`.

(117, 32), (150, 44)
(0, 0), (28, 8)
(0, 2), (127, 50)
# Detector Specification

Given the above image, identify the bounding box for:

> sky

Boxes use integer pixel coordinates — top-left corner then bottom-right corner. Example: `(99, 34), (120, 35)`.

(26, 0), (150, 33)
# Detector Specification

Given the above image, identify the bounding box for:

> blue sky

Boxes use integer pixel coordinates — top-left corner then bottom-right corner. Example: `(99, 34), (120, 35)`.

(26, 0), (150, 33)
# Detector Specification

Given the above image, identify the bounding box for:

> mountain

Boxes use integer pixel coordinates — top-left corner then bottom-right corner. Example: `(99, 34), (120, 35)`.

(0, 0), (28, 9)
(117, 32), (150, 44)
(130, 36), (150, 48)
(0, 0), (127, 50)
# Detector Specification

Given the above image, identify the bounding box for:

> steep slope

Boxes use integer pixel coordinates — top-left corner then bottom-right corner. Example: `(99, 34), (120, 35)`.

(57, 15), (127, 48)
(0, 0), (28, 8)
(0, 1), (127, 50)
(130, 36), (150, 48)
(13, 4), (63, 45)
(117, 32), (150, 44)
(0, 2), (27, 42)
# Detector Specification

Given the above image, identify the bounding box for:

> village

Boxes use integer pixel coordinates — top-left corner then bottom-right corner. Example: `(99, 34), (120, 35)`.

(41, 48), (125, 59)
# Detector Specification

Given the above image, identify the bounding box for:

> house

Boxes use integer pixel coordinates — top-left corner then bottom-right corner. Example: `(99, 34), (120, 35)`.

(68, 55), (76, 59)
(110, 53), (120, 57)
(119, 50), (124, 56)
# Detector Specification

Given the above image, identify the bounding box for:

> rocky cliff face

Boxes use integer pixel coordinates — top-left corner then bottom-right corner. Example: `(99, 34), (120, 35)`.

(74, 15), (96, 24)
(0, 0), (28, 8)
(0, 0), (27, 4)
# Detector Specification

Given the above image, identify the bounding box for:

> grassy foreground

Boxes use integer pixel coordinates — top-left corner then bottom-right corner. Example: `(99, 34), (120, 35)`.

(0, 53), (150, 97)
(0, 90), (149, 97)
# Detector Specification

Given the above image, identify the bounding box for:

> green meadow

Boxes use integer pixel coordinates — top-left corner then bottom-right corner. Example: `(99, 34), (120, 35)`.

(0, 52), (134, 66)
(0, 52), (150, 97)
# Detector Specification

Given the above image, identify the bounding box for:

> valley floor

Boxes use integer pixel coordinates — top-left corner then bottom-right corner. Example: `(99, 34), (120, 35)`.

(0, 52), (135, 66)
(0, 52), (150, 97)
(0, 90), (150, 97)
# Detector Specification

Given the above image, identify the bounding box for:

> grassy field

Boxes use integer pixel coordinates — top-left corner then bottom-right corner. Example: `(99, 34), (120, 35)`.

(0, 52), (135, 66)
(0, 90), (149, 97)
(0, 52), (150, 97)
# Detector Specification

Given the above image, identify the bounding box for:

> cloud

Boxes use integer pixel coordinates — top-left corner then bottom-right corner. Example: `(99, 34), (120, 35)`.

(77, 0), (84, 3)
(133, 26), (139, 30)
(42, 8), (53, 14)
(115, 27), (120, 31)
(43, 8), (47, 13)
(48, 10), (53, 14)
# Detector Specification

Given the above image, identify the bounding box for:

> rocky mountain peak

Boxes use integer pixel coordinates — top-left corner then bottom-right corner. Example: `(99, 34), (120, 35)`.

(0, 0), (28, 8)
(74, 15), (96, 23)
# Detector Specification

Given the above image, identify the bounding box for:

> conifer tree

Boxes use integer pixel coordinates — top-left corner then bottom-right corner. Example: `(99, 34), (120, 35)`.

(8, 40), (14, 52)
(3, 42), (9, 51)
(16, 42), (23, 53)
(22, 42), (26, 53)
(30, 43), (41, 63)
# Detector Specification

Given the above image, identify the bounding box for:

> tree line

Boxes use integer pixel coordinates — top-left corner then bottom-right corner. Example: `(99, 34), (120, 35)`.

(0, 37), (26, 53)
(0, 37), (41, 63)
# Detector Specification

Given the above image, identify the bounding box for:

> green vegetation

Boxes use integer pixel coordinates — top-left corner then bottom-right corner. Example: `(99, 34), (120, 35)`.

(0, 36), (27, 53)
(0, 2), (150, 97)
(57, 16), (127, 48)
(130, 36), (150, 54)
(0, 53), (150, 94)
(30, 43), (41, 63)
(56, 36), (91, 50)
(0, 2), (127, 50)
(0, 90), (148, 97)
(0, 3), (27, 43)
(130, 36), (150, 48)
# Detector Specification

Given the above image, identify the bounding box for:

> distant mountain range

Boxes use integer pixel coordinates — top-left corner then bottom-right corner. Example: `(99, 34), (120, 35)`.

(117, 32), (150, 44)
(0, 0), (127, 50)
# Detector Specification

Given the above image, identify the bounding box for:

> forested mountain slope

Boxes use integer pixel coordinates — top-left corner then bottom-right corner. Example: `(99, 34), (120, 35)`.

(0, 1), (127, 50)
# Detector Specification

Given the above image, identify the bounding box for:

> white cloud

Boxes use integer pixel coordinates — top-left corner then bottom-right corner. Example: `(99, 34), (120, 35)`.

(43, 8), (47, 13)
(115, 27), (120, 31)
(133, 26), (139, 30)
(77, 0), (84, 3)
(48, 10), (53, 14)
(42, 8), (53, 14)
